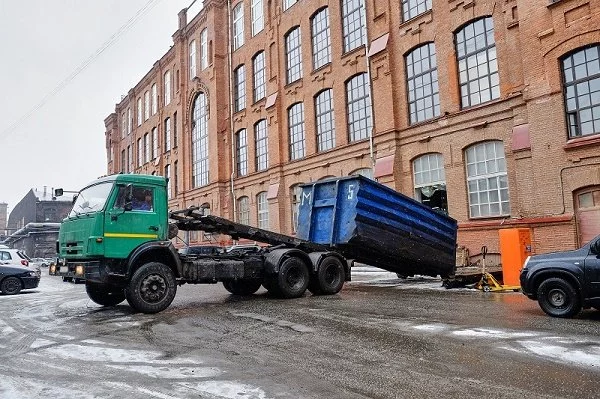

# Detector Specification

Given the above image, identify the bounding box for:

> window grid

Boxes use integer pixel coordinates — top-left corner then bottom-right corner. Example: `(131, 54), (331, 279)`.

(164, 118), (171, 152)
(413, 153), (445, 187)
(284, 0), (298, 10)
(121, 149), (126, 173)
(342, 0), (365, 53)
(127, 108), (132, 134)
(255, 119), (268, 171)
(456, 17), (499, 108)
(233, 4), (244, 50)
(315, 89), (336, 151)
(253, 51), (266, 102)
(137, 98), (142, 126)
(234, 65), (246, 112)
(151, 127), (158, 160)
(465, 141), (509, 218)
(189, 40), (197, 78)
(200, 29), (208, 70)
(151, 84), (158, 115)
(192, 93), (209, 187)
(406, 43), (440, 124)
(128, 145), (133, 172)
(144, 91), (150, 120)
(251, 0), (264, 36)
(402, 0), (432, 22)
(562, 45), (600, 138)
(257, 192), (269, 229)
(164, 70), (171, 106)
(173, 111), (178, 148)
(144, 133), (150, 163)
(311, 8), (331, 70)
(288, 103), (306, 160)
(236, 129), (248, 177)
(238, 196), (250, 224)
(121, 113), (126, 138)
(137, 139), (143, 167)
(286, 27), (303, 84)
(346, 73), (373, 142)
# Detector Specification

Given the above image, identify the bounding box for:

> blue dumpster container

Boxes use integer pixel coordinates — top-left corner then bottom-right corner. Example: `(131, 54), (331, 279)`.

(297, 176), (457, 278)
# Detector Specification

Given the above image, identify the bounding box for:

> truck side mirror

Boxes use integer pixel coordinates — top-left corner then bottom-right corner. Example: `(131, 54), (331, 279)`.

(592, 240), (600, 255)
(72, 194), (78, 205)
(54, 188), (64, 197)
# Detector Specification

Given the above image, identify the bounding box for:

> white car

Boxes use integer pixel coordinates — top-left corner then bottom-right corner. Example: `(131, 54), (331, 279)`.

(0, 248), (41, 277)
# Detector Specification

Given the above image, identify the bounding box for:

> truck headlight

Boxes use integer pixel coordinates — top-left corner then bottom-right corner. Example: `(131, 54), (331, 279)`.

(75, 265), (84, 276)
(49, 265), (56, 273)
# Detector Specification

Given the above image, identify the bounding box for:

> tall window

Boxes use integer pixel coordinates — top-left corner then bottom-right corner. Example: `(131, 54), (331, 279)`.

(255, 119), (268, 171)
(238, 196), (250, 224)
(151, 84), (158, 115)
(251, 0), (264, 36)
(144, 91), (150, 120)
(284, 0), (298, 11)
(144, 133), (150, 163)
(562, 45), (600, 138)
(174, 160), (179, 195)
(233, 3), (244, 50)
(456, 17), (499, 108)
(253, 51), (266, 102)
(236, 129), (248, 176)
(286, 27), (303, 84)
(234, 65), (246, 112)
(165, 164), (171, 199)
(192, 93), (209, 187)
(121, 113), (126, 138)
(346, 73), (372, 142)
(257, 192), (269, 229)
(164, 117), (171, 152)
(137, 98), (142, 126)
(315, 89), (335, 151)
(291, 184), (303, 233)
(164, 70), (171, 106)
(200, 29), (208, 70)
(173, 111), (178, 148)
(137, 138), (143, 167)
(127, 108), (132, 134)
(342, 0), (365, 53)
(189, 40), (197, 78)
(152, 127), (158, 160)
(413, 153), (447, 212)
(128, 145), (133, 172)
(288, 103), (306, 160)
(402, 0), (431, 21)
(465, 141), (509, 218)
(311, 8), (331, 70)
(121, 149), (126, 173)
(406, 43), (440, 124)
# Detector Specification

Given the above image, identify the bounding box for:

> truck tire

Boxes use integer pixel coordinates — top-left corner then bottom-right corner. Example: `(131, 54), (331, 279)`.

(271, 257), (309, 299)
(537, 277), (581, 318)
(1, 277), (22, 295)
(308, 256), (345, 295)
(85, 282), (125, 307)
(63, 276), (73, 283)
(223, 280), (262, 295)
(125, 262), (177, 314)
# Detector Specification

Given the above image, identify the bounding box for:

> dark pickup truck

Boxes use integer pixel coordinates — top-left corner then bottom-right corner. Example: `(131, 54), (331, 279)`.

(520, 234), (600, 318)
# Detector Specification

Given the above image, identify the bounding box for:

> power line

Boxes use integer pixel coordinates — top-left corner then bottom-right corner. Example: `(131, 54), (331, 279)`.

(0, 0), (164, 142)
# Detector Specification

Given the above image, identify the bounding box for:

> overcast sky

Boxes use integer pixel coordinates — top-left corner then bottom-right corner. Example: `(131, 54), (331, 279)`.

(0, 0), (194, 216)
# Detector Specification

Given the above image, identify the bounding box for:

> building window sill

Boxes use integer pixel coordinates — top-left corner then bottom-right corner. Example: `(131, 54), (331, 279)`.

(564, 134), (600, 150)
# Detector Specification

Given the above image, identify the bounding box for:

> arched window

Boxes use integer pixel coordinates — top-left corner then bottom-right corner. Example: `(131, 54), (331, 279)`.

(234, 64), (246, 112)
(465, 141), (509, 218)
(562, 44), (600, 138)
(413, 153), (447, 212)
(315, 89), (335, 151)
(253, 51), (266, 102)
(455, 17), (499, 108)
(238, 196), (250, 225)
(346, 74), (372, 142)
(341, 0), (365, 53)
(189, 40), (197, 78)
(285, 27), (303, 84)
(311, 8), (331, 69)
(164, 70), (171, 106)
(236, 129), (248, 177)
(402, 0), (431, 22)
(251, 0), (264, 36)
(192, 93), (209, 187)
(233, 3), (244, 50)
(200, 29), (208, 70)
(350, 168), (373, 179)
(406, 43), (440, 124)
(257, 192), (269, 229)
(255, 120), (268, 171)
(288, 103), (306, 160)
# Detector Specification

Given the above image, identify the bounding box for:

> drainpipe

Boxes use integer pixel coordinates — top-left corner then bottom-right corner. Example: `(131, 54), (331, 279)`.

(227, 0), (237, 221)
(360, 0), (376, 174)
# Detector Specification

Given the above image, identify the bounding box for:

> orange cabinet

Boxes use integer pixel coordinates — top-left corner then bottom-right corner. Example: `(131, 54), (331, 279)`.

(499, 228), (532, 286)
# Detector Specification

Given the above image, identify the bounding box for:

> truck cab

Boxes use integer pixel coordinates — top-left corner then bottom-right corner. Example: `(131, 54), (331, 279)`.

(520, 234), (600, 317)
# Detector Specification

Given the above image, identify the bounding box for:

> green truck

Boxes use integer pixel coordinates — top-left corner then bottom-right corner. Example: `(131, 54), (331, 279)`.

(50, 174), (350, 313)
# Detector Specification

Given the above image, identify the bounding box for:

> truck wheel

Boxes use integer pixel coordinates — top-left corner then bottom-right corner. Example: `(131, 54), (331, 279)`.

(223, 280), (262, 295)
(537, 277), (581, 318)
(309, 256), (345, 295)
(125, 262), (177, 314)
(85, 282), (125, 307)
(272, 257), (309, 299)
(1, 277), (22, 295)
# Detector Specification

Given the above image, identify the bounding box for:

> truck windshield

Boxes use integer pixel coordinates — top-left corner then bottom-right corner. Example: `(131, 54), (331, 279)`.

(69, 182), (113, 217)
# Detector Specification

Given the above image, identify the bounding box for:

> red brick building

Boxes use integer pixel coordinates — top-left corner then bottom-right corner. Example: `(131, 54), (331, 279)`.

(104, 0), (600, 256)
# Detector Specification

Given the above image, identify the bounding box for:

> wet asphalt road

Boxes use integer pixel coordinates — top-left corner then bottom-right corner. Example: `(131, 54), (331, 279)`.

(1, 268), (600, 399)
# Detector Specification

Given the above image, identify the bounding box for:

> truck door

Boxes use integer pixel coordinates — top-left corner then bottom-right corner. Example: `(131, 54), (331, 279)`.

(103, 185), (161, 259)
(584, 237), (600, 299)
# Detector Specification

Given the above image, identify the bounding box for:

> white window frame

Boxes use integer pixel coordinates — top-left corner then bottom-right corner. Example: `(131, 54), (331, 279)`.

(144, 91), (150, 120)
(257, 192), (269, 229)
(311, 8), (331, 70)
(165, 164), (171, 199)
(137, 98), (142, 126)
(164, 70), (171, 106)
(253, 51), (266, 102)
(144, 133), (150, 163)
(255, 119), (268, 171)
(127, 108), (132, 135)
(192, 93), (210, 187)
(234, 65), (246, 112)
(238, 196), (250, 224)
(346, 73), (373, 142)
(152, 127), (158, 160)
(233, 3), (244, 50)
(285, 27), (303, 84)
(236, 129), (248, 176)
(189, 40), (197, 79)
(137, 139), (143, 167)
(121, 113), (126, 138)
(164, 117), (171, 152)
(200, 29), (208, 70)
(251, 0), (264, 36)
(151, 84), (158, 115)
(413, 153), (447, 211)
